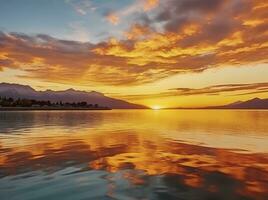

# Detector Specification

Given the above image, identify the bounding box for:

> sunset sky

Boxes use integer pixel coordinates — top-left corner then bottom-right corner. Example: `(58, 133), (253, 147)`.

(0, 0), (267, 108)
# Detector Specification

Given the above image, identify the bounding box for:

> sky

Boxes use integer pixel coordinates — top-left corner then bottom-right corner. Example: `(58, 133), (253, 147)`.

(0, 0), (268, 108)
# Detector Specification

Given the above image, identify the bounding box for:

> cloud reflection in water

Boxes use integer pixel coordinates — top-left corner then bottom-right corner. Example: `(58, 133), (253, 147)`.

(0, 110), (268, 200)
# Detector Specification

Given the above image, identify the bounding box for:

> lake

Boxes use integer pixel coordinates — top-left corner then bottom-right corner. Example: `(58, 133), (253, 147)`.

(0, 110), (267, 200)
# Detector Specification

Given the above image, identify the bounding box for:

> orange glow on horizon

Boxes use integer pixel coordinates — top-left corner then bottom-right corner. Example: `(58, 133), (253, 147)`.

(151, 105), (162, 110)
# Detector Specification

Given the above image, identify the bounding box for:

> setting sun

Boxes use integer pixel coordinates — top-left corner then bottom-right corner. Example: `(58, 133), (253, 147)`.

(151, 105), (162, 110)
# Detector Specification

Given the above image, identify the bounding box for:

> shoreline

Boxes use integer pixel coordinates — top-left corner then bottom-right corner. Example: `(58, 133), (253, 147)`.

(0, 107), (111, 111)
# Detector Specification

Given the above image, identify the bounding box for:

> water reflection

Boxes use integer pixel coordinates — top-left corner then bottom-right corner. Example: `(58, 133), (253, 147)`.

(0, 111), (105, 133)
(0, 110), (268, 200)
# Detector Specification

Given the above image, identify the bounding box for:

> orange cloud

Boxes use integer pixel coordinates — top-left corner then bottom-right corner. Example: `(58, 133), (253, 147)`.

(143, 0), (159, 11)
(0, 0), (267, 86)
(124, 24), (153, 40)
(170, 83), (268, 96)
(114, 82), (268, 101)
(104, 0), (160, 25)
(106, 12), (119, 25)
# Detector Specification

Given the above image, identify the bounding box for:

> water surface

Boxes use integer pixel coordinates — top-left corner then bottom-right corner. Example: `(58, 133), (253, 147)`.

(0, 110), (268, 200)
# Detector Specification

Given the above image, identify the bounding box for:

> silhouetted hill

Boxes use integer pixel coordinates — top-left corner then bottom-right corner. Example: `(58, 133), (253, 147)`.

(0, 83), (148, 109)
(200, 98), (268, 109)
(217, 98), (268, 109)
(167, 97), (268, 109)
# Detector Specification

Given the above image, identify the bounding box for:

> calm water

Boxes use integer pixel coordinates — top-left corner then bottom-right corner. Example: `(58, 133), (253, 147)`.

(0, 110), (268, 200)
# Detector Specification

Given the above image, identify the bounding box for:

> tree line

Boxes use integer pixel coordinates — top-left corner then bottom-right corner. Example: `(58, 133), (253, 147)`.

(0, 96), (100, 108)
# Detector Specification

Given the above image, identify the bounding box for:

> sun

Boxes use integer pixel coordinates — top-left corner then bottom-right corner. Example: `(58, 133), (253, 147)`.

(151, 105), (162, 110)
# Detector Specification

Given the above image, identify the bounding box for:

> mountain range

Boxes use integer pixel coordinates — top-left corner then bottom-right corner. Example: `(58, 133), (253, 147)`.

(0, 83), (147, 109)
(167, 98), (268, 109)
(1, 83), (268, 109)
(209, 98), (268, 109)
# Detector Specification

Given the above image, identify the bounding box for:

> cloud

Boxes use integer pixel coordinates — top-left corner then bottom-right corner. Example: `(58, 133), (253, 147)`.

(170, 82), (268, 96)
(0, 0), (267, 86)
(68, 22), (91, 42)
(124, 24), (154, 40)
(105, 0), (159, 25)
(115, 82), (268, 100)
(105, 12), (120, 25)
(143, 0), (159, 11)
(0, 31), (163, 85)
(0, 58), (13, 69)
(67, 0), (97, 15)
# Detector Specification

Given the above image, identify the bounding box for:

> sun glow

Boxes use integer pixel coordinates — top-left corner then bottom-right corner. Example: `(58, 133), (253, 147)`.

(151, 105), (162, 110)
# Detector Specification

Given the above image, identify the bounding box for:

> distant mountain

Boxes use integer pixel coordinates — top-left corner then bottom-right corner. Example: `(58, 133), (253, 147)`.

(166, 97), (268, 110)
(209, 98), (268, 109)
(0, 83), (148, 109)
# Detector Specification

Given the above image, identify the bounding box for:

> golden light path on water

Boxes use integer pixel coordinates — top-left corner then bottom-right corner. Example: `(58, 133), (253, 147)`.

(0, 110), (268, 200)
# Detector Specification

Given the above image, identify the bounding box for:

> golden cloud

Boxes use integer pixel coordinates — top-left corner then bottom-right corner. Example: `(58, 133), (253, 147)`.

(115, 82), (268, 101)
(0, 0), (267, 86)
(124, 24), (153, 40)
